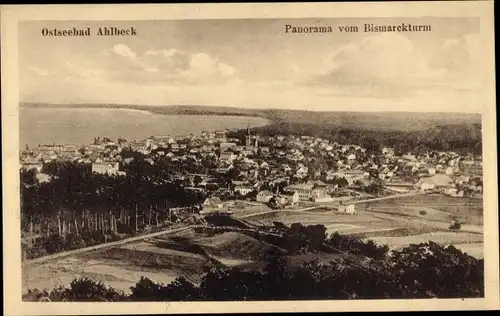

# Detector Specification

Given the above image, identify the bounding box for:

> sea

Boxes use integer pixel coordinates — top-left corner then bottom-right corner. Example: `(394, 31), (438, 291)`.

(20, 107), (271, 147)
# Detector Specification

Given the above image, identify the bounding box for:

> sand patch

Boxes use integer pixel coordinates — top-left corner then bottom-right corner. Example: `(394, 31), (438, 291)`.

(368, 231), (483, 250)
(120, 242), (202, 259)
(453, 243), (484, 259)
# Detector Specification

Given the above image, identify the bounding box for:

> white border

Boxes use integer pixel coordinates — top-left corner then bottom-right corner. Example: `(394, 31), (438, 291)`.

(2, 1), (498, 314)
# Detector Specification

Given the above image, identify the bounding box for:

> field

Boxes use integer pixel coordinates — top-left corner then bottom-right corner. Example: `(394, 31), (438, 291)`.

(360, 194), (483, 225)
(243, 193), (483, 257)
(22, 228), (279, 294)
(22, 194), (484, 294)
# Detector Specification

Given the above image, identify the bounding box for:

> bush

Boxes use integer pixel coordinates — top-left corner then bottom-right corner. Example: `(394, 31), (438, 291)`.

(419, 210), (427, 216)
(22, 288), (51, 301)
(54, 277), (125, 302)
(326, 232), (389, 259)
(390, 242), (483, 298)
(130, 277), (163, 301)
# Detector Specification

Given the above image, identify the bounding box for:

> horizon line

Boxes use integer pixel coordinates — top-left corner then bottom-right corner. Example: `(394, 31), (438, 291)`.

(19, 102), (483, 115)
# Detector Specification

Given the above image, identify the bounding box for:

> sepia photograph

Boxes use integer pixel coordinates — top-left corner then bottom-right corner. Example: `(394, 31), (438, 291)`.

(2, 1), (498, 314)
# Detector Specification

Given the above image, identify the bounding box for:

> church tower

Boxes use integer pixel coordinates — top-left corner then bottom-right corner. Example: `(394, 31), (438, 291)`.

(245, 124), (251, 147)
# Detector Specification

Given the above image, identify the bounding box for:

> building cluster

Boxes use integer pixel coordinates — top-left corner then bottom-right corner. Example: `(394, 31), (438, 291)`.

(20, 127), (483, 205)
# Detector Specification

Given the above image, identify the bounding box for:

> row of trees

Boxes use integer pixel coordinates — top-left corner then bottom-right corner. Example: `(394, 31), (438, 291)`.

(23, 241), (484, 301)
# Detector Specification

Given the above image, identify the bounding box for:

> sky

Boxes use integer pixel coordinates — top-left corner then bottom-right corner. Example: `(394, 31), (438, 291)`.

(18, 17), (484, 112)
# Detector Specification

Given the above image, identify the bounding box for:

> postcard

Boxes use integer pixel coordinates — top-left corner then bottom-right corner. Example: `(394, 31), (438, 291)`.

(1, 1), (498, 314)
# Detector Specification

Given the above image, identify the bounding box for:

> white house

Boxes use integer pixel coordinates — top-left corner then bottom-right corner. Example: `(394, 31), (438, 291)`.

(419, 182), (435, 192)
(21, 163), (43, 173)
(382, 147), (395, 156)
(92, 162), (119, 175)
(234, 186), (254, 196)
(314, 195), (334, 203)
(203, 197), (224, 209)
(338, 204), (356, 214)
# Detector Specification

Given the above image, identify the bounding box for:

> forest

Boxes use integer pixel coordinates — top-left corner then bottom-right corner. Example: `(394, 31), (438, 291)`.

(233, 122), (483, 155)
(23, 240), (484, 301)
(20, 158), (207, 259)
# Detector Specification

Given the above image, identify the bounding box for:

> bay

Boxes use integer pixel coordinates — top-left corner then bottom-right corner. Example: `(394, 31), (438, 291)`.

(20, 107), (271, 147)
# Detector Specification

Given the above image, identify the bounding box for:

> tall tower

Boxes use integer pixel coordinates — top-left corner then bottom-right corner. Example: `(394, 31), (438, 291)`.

(245, 124), (251, 147)
(254, 135), (259, 148)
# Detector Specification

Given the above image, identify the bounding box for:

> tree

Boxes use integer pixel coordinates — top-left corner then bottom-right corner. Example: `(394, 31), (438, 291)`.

(20, 169), (38, 186)
(390, 242), (484, 298)
(199, 267), (264, 300)
(52, 277), (125, 302)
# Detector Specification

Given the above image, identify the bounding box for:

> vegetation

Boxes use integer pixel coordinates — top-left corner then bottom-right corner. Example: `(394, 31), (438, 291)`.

(245, 122), (482, 155)
(21, 159), (206, 259)
(23, 241), (484, 301)
(326, 232), (389, 260)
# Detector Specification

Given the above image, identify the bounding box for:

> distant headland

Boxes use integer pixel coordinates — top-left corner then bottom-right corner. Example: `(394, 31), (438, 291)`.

(20, 102), (481, 132)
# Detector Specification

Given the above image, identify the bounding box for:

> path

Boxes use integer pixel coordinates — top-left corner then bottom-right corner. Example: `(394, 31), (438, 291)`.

(23, 226), (195, 266)
(351, 191), (424, 205)
(237, 192), (424, 220)
(23, 223), (284, 266)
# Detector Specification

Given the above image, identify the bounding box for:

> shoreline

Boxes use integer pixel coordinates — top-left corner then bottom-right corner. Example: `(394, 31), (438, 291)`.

(19, 102), (483, 116)
(19, 107), (273, 147)
(20, 103), (275, 121)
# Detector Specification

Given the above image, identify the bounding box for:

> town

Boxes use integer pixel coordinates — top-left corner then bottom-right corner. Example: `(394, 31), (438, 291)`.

(20, 126), (483, 212)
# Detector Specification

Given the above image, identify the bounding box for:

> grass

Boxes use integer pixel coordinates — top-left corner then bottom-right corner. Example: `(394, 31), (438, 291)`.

(350, 226), (445, 239)
(362, 194), (483, 225)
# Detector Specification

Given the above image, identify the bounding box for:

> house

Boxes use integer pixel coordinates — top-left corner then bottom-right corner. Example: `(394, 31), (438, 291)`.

(259, 161), (270, 169)
(419, 182), (435, 192)
(220, 151), (236, 162)
(444, 188), (464, 197)
(311, 187), (327, 199)
(234, 186), (254, 196)
(92, 162), (119, 175)
(338, 204), (356, 215)
(403, 154), (417, 161)
(216, 165), (234, 174)
(256, 190), (273, 203)
(21, 163), (43, 173)
(36, 144), (65, 153)
(295, 165), (308, 178)
(279, 191), (299, 205)
(220, 142), (237, 151)
(314, 195), (334, 203)
(284, 183), (314, 201)
(35, 173), (52, 183)
(260, 146), (270, 154)
(455, 175), (471, 185)
(382, 147), (395, 156)
(282, 164), (292, 173)
(445, 166), (454, 175)
(417, 174), (454, 190)
(214, 130), (227, 141)
(203, 197), (224, 209)
(460, 162), (483, 176)
(129, 142), (145, 151)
